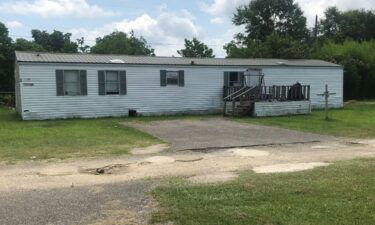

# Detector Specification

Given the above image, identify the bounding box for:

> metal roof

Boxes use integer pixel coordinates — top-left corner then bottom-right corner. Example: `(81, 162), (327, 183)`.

(15, 51), (341, 67)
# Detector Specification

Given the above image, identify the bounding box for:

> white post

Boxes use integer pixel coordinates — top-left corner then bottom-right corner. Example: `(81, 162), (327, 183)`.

(325, 84), (329, 120)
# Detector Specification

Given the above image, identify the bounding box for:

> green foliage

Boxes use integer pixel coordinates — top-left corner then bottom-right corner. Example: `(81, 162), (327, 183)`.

(152, 159), (375, 225)
(319, 7), (375, 42)
(177, 38), (215, 58)
(14, 38), (46, 52)
(91, 31), (155, 56)
(225, 32), (309, 59)
(76, 37), (90, 53)
(31, 29), (78, 53)
(314, 41), (375, 100)
(233, 0), (308, 42)
(0, 22), (15, 92)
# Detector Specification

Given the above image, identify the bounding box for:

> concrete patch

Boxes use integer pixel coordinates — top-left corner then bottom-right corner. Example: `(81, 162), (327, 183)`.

(144, 156), (175, 164)
(227, 148), (270, 157)
(253, 162), (331, 174)
(173, 155), (204, 162)
(188, 172), (238, 184)
(311, 145), (332, 149)
(131, 144), (170, 155)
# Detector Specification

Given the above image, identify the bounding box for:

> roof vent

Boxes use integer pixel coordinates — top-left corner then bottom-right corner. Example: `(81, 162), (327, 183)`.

(109, 59), (125, 63)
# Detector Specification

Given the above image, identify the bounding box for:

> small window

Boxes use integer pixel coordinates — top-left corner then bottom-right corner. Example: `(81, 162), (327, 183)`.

(229, 72), (241, 87)
(64, 70), (80, 96)
(166, 71), (179, 85)
(105, 71), (120, 95)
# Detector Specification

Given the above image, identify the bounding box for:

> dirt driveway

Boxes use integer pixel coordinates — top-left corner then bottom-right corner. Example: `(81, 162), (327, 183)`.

(128, 118), (337, 151)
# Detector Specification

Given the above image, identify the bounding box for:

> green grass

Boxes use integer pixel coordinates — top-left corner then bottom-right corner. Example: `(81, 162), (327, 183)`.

(152, 159), (375, 225)
(235, 101), (375, 138)
(0, 107), (162, 162)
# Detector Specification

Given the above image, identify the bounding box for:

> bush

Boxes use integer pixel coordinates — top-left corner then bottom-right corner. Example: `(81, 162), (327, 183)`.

(314, 40), (375, 100)
(0, 94), (15, 107)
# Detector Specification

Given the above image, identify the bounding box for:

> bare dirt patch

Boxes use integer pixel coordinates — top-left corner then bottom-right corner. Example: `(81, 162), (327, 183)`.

(227, 148), (270, 157)
(144, 156), (175, 164)
(253, 162), (331, 174)
(0, 139), (374, 192)
(188, 172), (238, 184)
(131, 144), (170, 155)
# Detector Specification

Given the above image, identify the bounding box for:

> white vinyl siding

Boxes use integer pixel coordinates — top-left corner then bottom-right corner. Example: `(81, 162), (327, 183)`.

(17, 63), (343, 120)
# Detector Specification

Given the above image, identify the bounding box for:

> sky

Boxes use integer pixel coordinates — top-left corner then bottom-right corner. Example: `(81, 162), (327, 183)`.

(1, 0), (374, 57)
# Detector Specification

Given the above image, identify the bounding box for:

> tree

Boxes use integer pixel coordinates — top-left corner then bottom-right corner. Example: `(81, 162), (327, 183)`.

(76, 37), (90, 53)
(319, 8), (375, 42)
(233, 0), (308, 42)
(14, 38), (45, 52)
(31, 30), (78, 53)
(177, 38), (215, 58)
(0, 22), (15, 92)
(90, 31), (154, 56)
(225, 32), (309, 59)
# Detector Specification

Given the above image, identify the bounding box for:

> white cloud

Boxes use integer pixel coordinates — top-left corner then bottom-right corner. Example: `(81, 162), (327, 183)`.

(5, 21), (23, 29)
(199, 0), (249, 17)
(69, 10), (202, 56)
(211, 17), (224, 24)
(0, 0), (116, 18)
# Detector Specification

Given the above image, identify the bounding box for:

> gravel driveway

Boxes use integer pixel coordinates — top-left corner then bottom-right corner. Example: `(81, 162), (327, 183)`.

(129, 118), (336, 151)
(0, 180), (157, 225)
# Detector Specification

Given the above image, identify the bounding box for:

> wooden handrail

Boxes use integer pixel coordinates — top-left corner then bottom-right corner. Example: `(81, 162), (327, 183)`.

(224, 86), (248, 101)
(231, 86), (258, 100)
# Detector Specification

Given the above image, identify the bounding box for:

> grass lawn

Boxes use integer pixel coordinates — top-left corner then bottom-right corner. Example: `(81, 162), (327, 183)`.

(235, 101), (375, 138)
(152, 159), (375, 225)
(0, 107), (162, 162)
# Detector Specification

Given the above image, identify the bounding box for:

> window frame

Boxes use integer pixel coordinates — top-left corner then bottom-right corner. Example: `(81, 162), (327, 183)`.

(63, 70), (81, 96)
(104, 70), (120, 95)
(166, 71), (179, 86)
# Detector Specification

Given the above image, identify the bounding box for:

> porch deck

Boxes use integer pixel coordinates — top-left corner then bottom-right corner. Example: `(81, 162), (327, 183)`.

(223, 85), (311, 117)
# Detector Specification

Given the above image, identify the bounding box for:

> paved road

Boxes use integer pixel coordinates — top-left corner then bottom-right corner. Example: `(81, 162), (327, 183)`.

(0, 180), (157, 225)
(129, 119), (336, 151)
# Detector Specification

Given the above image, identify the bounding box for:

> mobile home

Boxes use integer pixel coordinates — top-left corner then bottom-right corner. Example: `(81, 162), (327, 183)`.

(15, 51), (343, 120)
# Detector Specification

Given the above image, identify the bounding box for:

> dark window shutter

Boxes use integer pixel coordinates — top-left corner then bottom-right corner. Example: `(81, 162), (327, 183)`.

(178, 70), (185, 87)
(224, 72), (229, 87)
(160, 70), (167, 87)
(56, 70), (64, 96)
(98, 71), (105, 95)
(119, 71), (127, 95)
(79, 70), (87, 96)
(239, 72), (244, 86)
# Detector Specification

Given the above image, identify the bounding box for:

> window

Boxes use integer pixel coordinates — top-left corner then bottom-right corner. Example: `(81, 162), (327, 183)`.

(64, 70), (80, 96)
(166, 71), (179, 85)
(56, 70), (87, 96)
(98, 70), (127, 96)
(160, 70), (185, 87)
(105, 71), (120, 95)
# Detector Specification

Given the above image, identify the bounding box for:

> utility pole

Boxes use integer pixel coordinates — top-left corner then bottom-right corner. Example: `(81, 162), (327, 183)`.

(317, 84), (336, 120)
(314, 15), (319, 40)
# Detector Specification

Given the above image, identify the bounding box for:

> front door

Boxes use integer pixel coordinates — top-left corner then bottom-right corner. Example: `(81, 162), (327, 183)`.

(225, 72), (244, 87)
